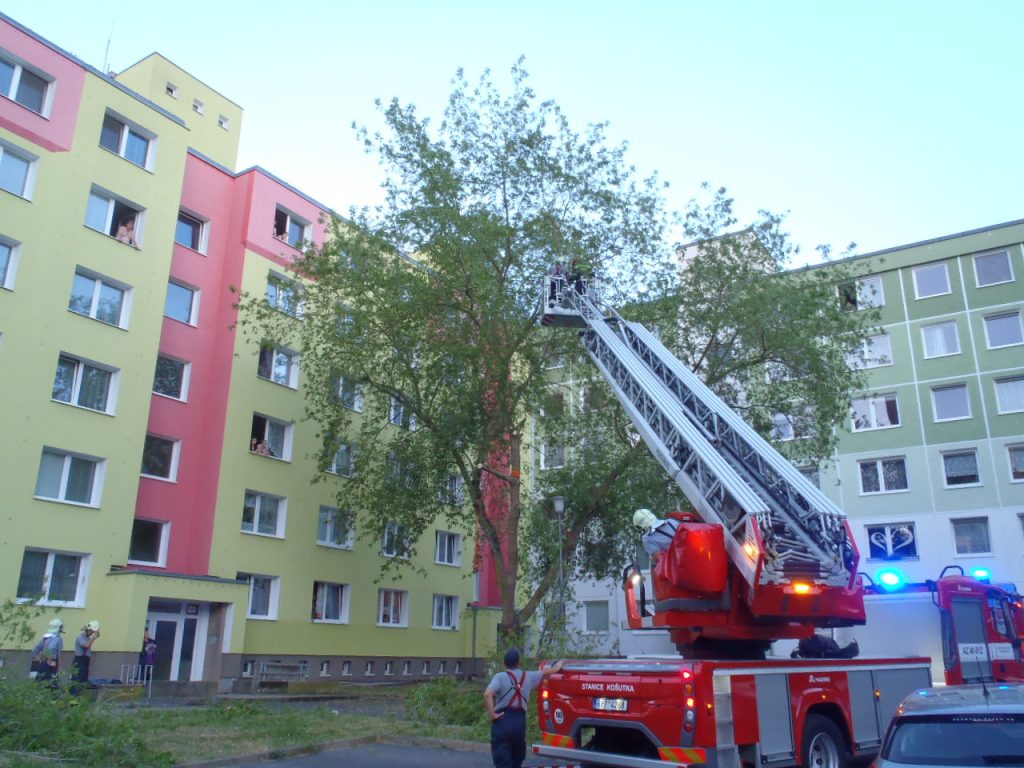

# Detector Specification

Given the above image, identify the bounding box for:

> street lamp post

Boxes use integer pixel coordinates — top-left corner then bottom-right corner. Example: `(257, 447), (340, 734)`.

(552, 496), (565, 630)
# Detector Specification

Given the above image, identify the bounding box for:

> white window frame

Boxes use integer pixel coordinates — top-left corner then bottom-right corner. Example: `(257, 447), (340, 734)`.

(858, 456), (909, 495)
(438, 473), (465, 506)
(34, 447), (104, 507)
(84, 186), (144, 246)
(983, 311), (1024, 349)
(217, 114), (230, 130)
(240, 573), (280, 619)
(942, 450), (981, 488)
(68, 267), (132, 328)
(312, 581), (350, 624)
(921, 320), (960, 358)
(931, 383), (971, 422)
(141, 434), (180, 481)
(192, 98), (204, 114)
(337, 375), (363, 412)
(583, 600), (610, 633)
(0, 236), (19, 290)
(840, 275), (885, 310)
(1008, 444), (1024, 482)
(51, 353), (118, 414)
(127, 518), (170, 566)
(317, 505), (354, 549)
(378, 588), (408, 627)
(241, 490), (287, 538)
(153, 355), (190, 401)
(16, 549), (90, 607)
(273, 206), (310, 248)
(422, 660), (431, 675)
(389, 395), (417, 430)
(432, 594), (458, 630)
(912, 262), (951, 299)
(851, 393), (900, 432)
(250, 412), (293, 461)
(541, 443), (565, 470)
(328, 443), (356, 477)
(995, 377), (1024, 414)
(165, 82), (178, 98)
(0, 52), (53, 116)
(266, 271), (304, 317)
(0, 139), (38, 199)
(382, 521), (409, 559)
(99, 111), (155, 170)
(865, 522), (918, 561)
(165, 279), (200, 325)
(257, 343), (300, 388)
(771, 412), (796, 441)
(847, 333), (892, 369)
(973, 250), (1014, 288)
(435, 530), (462, 566)
(951, 517), (991, 556)
(174, 209), (208, 254)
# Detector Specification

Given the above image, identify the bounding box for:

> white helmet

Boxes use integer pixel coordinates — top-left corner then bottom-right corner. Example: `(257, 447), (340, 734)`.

(633, 508), (657, 530)
(47, 618), (64, 633)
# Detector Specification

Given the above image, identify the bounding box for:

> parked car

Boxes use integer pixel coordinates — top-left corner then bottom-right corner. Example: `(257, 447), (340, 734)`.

(873, 684), (1024, 767)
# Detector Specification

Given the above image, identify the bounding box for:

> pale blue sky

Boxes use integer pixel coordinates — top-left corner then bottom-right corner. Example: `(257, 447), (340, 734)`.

(6, 1), (1022, 263)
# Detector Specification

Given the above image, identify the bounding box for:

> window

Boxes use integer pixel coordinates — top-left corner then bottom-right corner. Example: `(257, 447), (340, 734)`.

(0, 238), (17, 288)
(192, 98), (204, 114)
(317, 506), (354, 549)
(319, 661), (330, 677)
(35, 448), (102, 505)
(174, 211), (206, 252)
(341, 661), (352, 676)
(974, 250), (1013, 287)
(421, 660), (430, 675)
(952, 517), (991, 555)
(432, 595), (458, 629)
(99, 113), (153, 168)
(384, 661), (393, 676)
(851, 393), (900, 431)
(17, 549), (87, 606)
(983, 311), (1024, 348)
(382, 521), (410, 558)
(865, 522), (917, 561)
(541, 444), (565, 469)
(932, 384), (970, 421)
(859, 457), (908, 494)
(328, 443), (356, 477)
(378, 589), (408, 626)
(995, 377), (1024, 414)
(257, 343), (299, 388)
(164, 281), (198, 324)
(153, 355), (189, 400)
(402, 661), (411, 676)
(389, 395), (417, 430)
(912, 263), (950, 298)
(847, 333), (892, 369)
(798, 465), (821, 488)
(266, 273), (303, 316)
(921, 321), (960, 358)
(584, 600), (610, 633)
(141, 435), (179, 480)
(337, 375), (363, 411)
(239, 573), (279, 619)
(0, 54), (50, 114)
(365, 661), (375, 676)
(217, 114), (230, 130)
(52, 354), (116, 413)
(839, 275), (884, 310)
(85, 188), (142, 246)
(438, 473), (465, 506)
(242, 491), (285, 537)
(69, 269), (130, 327)
(386, 452), (416, 488)
(943, 450), (980, 486)
(435, 531), (462, 566)
(1009, 446), (1024, 481)
(312, 581), (349, 623)
(250, 413), (291, 460)
(771, 412), (796, 441)
(273, 207), (309, 248)
(0, 140), (36, 198)
(165, 82), (178, 98)
(128, 519), (169, 565)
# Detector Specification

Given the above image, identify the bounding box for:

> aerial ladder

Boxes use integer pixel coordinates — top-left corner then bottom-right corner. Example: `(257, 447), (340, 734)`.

(542, 274), (865, 657)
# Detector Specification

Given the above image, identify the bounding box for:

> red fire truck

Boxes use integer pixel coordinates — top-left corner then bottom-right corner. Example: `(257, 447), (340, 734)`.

(534, 278), (1023, 767)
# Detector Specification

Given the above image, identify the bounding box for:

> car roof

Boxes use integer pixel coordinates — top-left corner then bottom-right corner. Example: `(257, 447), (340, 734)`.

(896, 684), (1024, 717)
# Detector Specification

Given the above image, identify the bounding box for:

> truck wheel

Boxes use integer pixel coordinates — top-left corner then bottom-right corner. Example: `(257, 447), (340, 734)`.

(800, 714), (848, 768)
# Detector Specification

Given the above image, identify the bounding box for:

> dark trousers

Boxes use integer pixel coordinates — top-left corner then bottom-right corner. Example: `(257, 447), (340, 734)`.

(71, 655), (90, 683)
(490, 706), (527, 768)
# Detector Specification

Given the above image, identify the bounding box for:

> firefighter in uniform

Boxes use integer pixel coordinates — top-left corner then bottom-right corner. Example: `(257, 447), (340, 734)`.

(484, 648), (565, 768)
(634, 507), (681, 560)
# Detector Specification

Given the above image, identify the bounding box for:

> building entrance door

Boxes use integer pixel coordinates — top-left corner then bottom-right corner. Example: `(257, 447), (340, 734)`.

(147, 599), (209, 682)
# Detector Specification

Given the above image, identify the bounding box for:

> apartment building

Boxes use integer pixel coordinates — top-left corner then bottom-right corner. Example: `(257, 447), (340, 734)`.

(0, 14), (481, 687)
(558, 221), (1024, 659)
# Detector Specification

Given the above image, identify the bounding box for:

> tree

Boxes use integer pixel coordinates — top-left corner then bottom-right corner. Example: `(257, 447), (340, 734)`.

(241, 65), (877, 646)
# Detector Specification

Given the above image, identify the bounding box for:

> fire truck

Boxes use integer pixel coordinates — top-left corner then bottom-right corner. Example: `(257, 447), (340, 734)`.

(533, 276), (1024, 768)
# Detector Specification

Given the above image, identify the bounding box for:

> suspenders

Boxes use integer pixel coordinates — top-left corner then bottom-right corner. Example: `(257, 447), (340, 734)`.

(504, 670), (525, 710)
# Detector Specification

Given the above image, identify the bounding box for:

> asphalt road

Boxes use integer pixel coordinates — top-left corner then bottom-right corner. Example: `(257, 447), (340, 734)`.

(230, 742), (574, 767)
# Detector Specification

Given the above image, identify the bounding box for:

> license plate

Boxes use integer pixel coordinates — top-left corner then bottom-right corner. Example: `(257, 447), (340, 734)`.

(593, 697), (628, 712)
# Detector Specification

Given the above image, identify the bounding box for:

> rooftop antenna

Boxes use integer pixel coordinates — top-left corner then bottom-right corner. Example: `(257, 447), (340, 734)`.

(102, 22), (114, 75)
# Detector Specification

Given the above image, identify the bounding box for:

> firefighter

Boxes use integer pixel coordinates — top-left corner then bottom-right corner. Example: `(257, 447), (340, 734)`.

(634, 507), (680, 560)
(484, 648), (565, 768)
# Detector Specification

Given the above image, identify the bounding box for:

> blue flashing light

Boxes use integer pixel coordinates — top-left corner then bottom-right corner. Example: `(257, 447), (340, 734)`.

(876, 568), (906, 591)
(971, 567), (991, 582)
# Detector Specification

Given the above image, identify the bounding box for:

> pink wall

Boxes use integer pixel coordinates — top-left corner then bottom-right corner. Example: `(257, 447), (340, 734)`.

(0, 18), (84, 152)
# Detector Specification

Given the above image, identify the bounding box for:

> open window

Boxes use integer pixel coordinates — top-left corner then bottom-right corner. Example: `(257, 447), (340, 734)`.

(273, 206), (309, 248)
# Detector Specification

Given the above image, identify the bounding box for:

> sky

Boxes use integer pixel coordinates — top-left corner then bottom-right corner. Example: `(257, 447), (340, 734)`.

(5, 0), (1023, 265)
